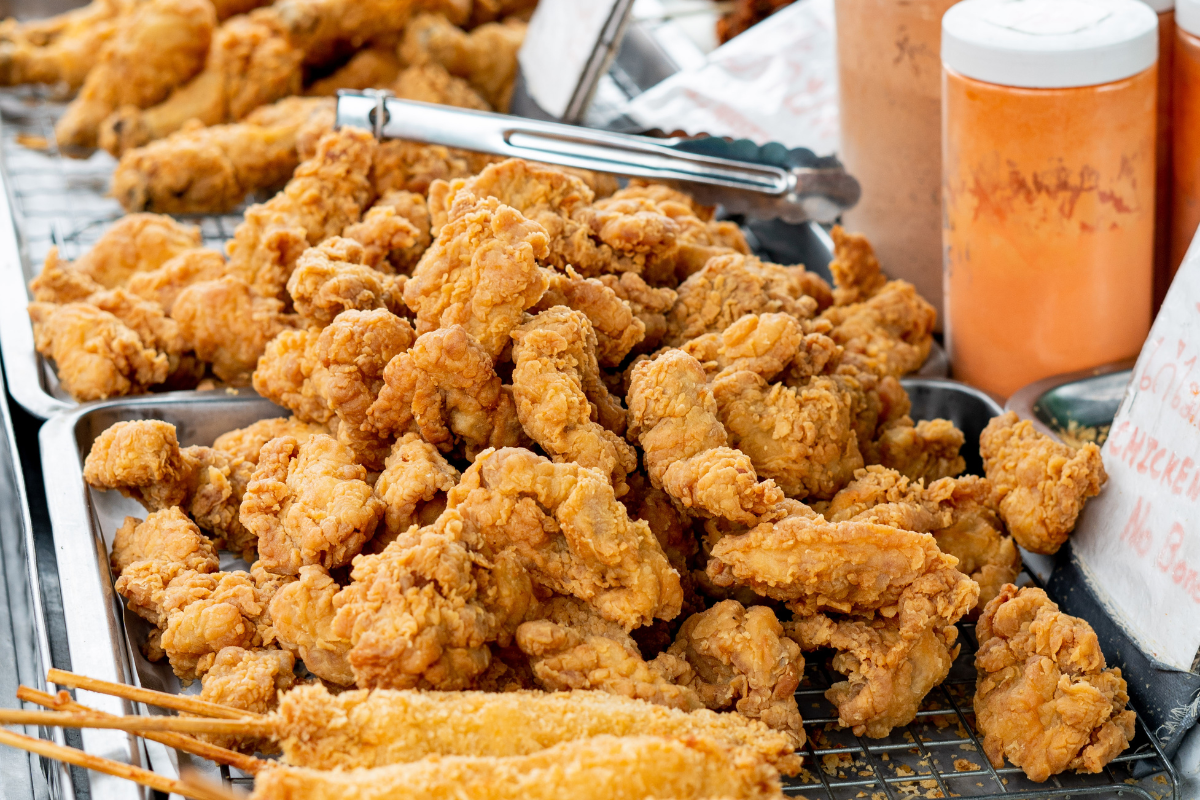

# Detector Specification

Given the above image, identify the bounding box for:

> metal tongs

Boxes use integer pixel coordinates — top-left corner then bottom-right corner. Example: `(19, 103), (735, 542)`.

(336, 92), (860, 224)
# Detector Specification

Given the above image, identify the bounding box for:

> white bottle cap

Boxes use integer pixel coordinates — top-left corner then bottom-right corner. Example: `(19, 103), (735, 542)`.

(1141, 0), (1174, 14)
(1180, 0), (1200, 36)
(942, 0), (1159, 89)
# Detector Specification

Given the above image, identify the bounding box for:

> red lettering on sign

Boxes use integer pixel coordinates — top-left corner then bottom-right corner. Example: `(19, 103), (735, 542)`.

(1155, 522), (1200, 603)
(1122, 497), (1154, 557)
(1138, 438), (1160, 474)
(1125, 428), (1146, 468)
(1175, 458), (1194, 496)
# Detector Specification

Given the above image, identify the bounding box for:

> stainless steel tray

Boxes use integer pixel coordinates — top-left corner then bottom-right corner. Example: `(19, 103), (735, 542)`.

(38, 382), (1177, 800)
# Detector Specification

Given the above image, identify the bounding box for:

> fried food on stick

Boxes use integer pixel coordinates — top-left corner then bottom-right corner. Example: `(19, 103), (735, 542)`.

(979, 411), (1107, 555)
(975, 585), (1135, 781)
(55, 0), (215, 152)
(239, 433), (384, 575)
(452, 448), (682, 629)
(626, 349), (785, 524)
(511, 308), (637, 493)
(0, 0), (130, 90)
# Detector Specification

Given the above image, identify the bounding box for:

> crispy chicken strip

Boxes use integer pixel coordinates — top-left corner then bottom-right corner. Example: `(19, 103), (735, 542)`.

(198, 646), (296, 753)
(98, 11), (304, 157)
(403, 190), (551, 357)
(239, 433), (385, 575)
(511, 308), (638, 493)
(274, 683), (800, 774)
(626, 349), (785, 524)
(111, 96), (335, 214)
(253, 328), (333, 425)
(213, 416), (326, 465)
(399, 13), (526, 111)
(666, 601), (804, 745)
(368, 326), (526, 459)
(534, 269), (645, 367)
(54, 0), (214, 152)
(975, 585), (1135, 781)
(251, 734), (785, 800)
(372, 433), (460, 548)
(286, 238), (408, 327)
(980, 411), (1106, 555)
(0, 0), (130, 89)
(451, 448), (682, 629)
(225, 127), (377, 300)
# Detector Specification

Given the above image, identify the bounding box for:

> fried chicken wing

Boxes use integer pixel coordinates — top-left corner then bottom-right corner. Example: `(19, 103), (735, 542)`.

(0, 0), (130, 89)
(304, 46), (402, 96)
(286, 238), (408, 327)
(213, 417), (327, 466)
(372, 433), (460, 547)
(399, 13), (526, 111)
(511, 308), (637, 492)
(393, 63), (490, 110)
(979, 412), (1107, 555)
(239, 433), (385, 575)
(975, 585), (1135, 781)
(54, 0), (214, 152)
(451, 448), (682, 630)
(626, 349), (785, 524)
(198, 646), (296, 752)
(403, 190), (551, 356)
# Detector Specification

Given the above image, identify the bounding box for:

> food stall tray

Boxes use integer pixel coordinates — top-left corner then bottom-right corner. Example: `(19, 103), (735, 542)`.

(37, 381), (1177, 800)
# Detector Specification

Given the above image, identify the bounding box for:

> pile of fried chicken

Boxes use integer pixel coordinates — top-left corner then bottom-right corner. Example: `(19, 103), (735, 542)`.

(51, 121), (1121, 790)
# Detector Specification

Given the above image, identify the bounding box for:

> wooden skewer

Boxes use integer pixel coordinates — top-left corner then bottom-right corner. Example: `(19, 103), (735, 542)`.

(0, 709), (275, 737)
(16, 687), (266, 775)
(47, 669), (258, 720)
(181, 767), (249, 800)
(0, 727), (238, 800)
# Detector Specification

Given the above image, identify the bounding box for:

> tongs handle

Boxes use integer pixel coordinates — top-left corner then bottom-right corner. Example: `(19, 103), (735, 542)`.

(335, 93), (859, 223)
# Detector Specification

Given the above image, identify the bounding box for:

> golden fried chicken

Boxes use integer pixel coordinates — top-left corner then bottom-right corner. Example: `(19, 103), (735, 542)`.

(28, 302), (169, 400)
(97, 11), (303, 157)
(597, 272), (676, 353)
(398, 13), (526, 111)
(198, 646), (296, 752)
(664, 254), (824, 347)
(682, 313), (815, 381)
(123, 249), (228, 313)
(111, 96), (335, 214)
(370, 140), (494, 197)
(54, 0), (214, 151)
(404, 190), (551, 357)
(0, 0), (130, 89)
(304, 46), (402, 96)
(239, 433), (385, 575)
(535, 269), (645, 367)
(821, 282), (937, 378)
(287, 238), (408, 327)
(225, 128), (377, 300)
(253, 328), (334, 425)
(874, 417), (966, 482)
(27, 249), (101, 304)
(666, 601), (804, 745)
(975, 585), (1135, 781)
(828, 226), (888, 306)
(451, 448), (682, 630)
(392, 63), (490, 110)
(110, 508), (221, 624)
(372, 433), (460, 548)
(511, 308), (638, 492)
(367, 326), (526, 459)
(273, 684), (801, 775)
(626, 349), (785, 524)
(269, 565), (354, 685)
(980, 411), (1107, 555)
(515, 597), (703, 711)
(251, 733), (785, 800)
(213, 416), (327, 465)
(343, 190), (432, 273)
(268, 0), (418, 65)
(622, 471), (698, 579)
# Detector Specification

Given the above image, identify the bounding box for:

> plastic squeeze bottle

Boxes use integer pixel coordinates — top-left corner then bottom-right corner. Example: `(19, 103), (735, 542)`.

(836, 0), (959, 323)
(1171, 0), (1200, 274)
(942, 0), (1158, 398)
(1143, 0), (1176, 308)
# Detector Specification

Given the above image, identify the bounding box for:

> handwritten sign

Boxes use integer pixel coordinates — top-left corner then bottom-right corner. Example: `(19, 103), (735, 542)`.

(1073, 247), (1200, 671)
(518, 0), (625, 119)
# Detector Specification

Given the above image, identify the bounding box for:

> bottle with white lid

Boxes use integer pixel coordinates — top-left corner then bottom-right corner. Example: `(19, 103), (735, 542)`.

(1172, 0), (1200, 275)
(942, 0), (1158, 398)
(1141, 0), (1176, 308)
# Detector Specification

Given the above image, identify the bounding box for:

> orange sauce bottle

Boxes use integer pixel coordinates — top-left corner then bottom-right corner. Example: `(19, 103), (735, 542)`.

(1171, 0), (1200, 274)
(942, 0), (1159, 398)
(1145, 0), (1177, 308)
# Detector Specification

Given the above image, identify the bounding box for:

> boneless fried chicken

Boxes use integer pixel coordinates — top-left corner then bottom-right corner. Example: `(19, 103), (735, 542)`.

(975, 586), (1134, 781)
(980, 411), (1107, 555)
(212, 416), (327, 466)
(371, 433), (460, 548)
(197, 646), (296, 752)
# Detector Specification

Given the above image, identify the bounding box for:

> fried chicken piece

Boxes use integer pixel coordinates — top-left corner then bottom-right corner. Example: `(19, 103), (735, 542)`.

(110, 508), (221, 624)
(515, 597), (702, 710)
(112, 96), (335, 214)
(874, 417), (966, 482)
(213, 416), (326, 466)
(368, 326), (525, 459)
(535, 269), (645, 367)
(980, 411), (1107, 555)
(225, 127), (377, 300)
(343, 190), (432, 274)
(664, 254), (824, 347)
(372, 433), (460, 548)
(198, 646), (296, 752)
(468, 0), (539, 25)
(666, 601), (804, 745)
(821, 281), (937, 378)
(596, 272), (676, 353)
(399, 13), (526, 111)
(393, 62), (491, 110)
(369, 140), (493, 197)
(253, 328), (334, 425)
(98, 11), (304, 157)
(28, 302), (169, 400)
(122, 249), (228, 313)
(286, 238), (408, 327)
(39, 213), (202, 291)
(511, 308), (637, 492)
(304, 46), (402, 96)
(626, 349), (785, 524)
(828, 226), (888, 306)
(240, 434), (385, 575)
(682, 313), (816, 381)
(172, 276), (296, 385)
(268, 0), (418, 65)
(54, 0), (214, 152)
(0, 0), (130, 90)
(269, 565), (354, 685)
(975, 585), (1135, 781)
(622, 472), (698, 579)
(273, 684), (800, 775)
(252, 733), (785, 800)
(403, 190), (551, 358)
(452, 448), (682, 629)
(27, 249), (102, 304)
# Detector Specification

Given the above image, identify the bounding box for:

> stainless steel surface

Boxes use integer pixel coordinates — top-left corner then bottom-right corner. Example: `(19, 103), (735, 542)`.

(0, 362), (65, 800)
(38, 391), (283, 800)
(561, 0), (637, 125)
(1005, 359), (1136, 441)
(336, 94), (860, 223)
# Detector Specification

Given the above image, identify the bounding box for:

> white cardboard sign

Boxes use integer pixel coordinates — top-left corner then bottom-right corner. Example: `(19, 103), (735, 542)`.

(518, 0), (622, 119)
(1073, 247), (1200, 672)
